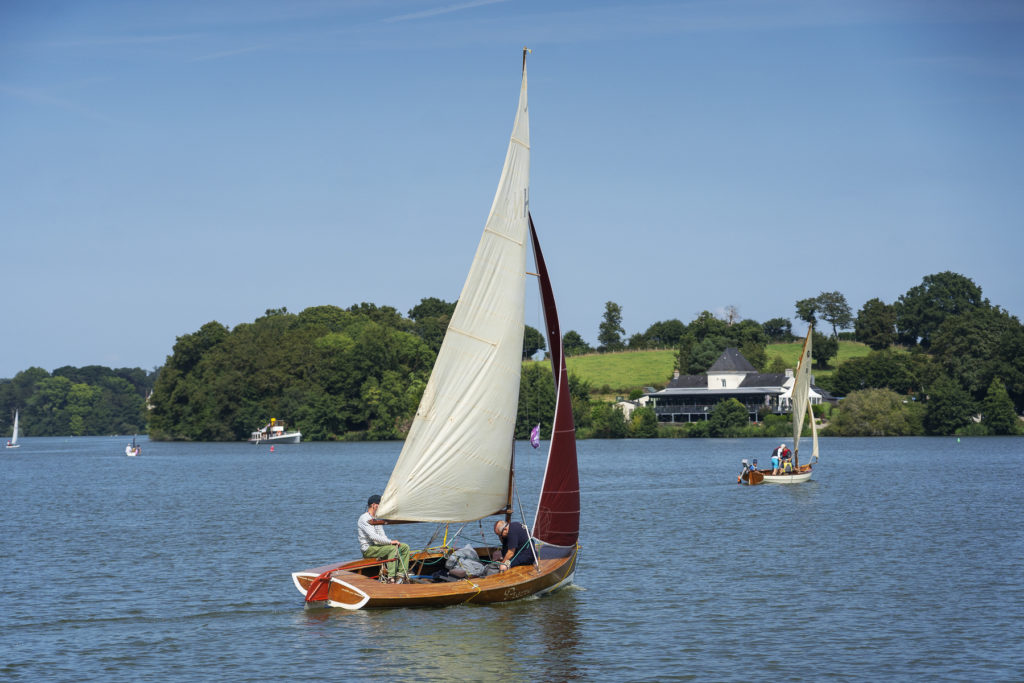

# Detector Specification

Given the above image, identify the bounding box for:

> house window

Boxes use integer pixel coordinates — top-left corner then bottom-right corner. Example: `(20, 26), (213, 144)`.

(721, 379), (726, 387)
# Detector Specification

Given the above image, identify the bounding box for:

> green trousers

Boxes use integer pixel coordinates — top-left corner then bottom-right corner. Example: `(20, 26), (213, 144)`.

(363, 543), (411, 578)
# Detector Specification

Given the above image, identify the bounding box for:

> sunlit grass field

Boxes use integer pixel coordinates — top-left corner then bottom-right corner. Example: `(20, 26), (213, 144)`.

(527, 341), (871, 394)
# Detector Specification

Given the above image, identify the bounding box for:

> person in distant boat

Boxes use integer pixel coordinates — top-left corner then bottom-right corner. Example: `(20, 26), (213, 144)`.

(358, 494), (411, 583)
(493, 520), (535, 571)
(771, 444), (784, 474)
(737, 458), (751, 484)
(779, 446), (793, 474)
(752, 458), (759, 473)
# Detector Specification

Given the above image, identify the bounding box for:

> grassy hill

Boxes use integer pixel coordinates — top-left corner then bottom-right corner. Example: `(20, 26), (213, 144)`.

(528, 341), (871, 396)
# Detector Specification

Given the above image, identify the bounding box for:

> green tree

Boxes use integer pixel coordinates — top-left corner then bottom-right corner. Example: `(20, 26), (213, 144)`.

(148, 305), (435, 441)
(827, 350), (921, 396)
(829, 388), (923, 436)
(923, 376), (975, 436)
(766, 355), (788, 373)
(597, 301), (625, 351)
(981, 377), (1019, 435)
(811, 331), (838, 369)
(630, 406), (659, 438)
(895, 271), (987, 348)
(642, 319), (686, 348)
(562, 330), (592, 357)
(739, 341), (767, 372)
(590, 402), (629, 438)
(516, 363), (556, 439)
(28, 376), (73, 436)
(523, 325), (546, 359)
(930, 305), (1024, 404)
(762, 318), (793, 342)
(817, 291), (853, 338)
(707, 398), (749, 436)
(795, 297), (819, 326)
(855, 298), (897, 350)
(408, 297), (456, 354)
(515, 365), (591, 439)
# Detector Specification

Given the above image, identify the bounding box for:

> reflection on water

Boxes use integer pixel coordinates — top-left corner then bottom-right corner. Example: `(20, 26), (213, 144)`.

(291, 586), (583, 680)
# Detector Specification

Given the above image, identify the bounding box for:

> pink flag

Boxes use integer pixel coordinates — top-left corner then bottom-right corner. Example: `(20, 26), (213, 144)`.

(530, 423), (541, 448)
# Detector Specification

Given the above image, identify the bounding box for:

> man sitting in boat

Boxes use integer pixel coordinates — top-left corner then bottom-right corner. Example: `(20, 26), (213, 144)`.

(737, 459), (751, 484)
(493, 520), (536, 571)
(358, 494), (411, 583)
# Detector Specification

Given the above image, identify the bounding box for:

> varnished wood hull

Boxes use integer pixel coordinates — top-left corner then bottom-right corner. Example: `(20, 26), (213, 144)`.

(292, 546), (579, 610)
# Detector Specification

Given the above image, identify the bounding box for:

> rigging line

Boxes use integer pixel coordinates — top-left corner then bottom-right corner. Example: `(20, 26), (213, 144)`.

(512, 475), (540, 569)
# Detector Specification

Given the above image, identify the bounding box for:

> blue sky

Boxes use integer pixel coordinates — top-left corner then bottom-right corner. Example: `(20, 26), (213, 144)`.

(2, 0), (1022, 378)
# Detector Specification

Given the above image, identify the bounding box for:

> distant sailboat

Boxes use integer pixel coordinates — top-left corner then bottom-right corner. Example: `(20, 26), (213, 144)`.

(291, 50), (580, 610)
(125, 434), (140, 457)
(761, 327), (817, 484)
(6, 410), (20, 449)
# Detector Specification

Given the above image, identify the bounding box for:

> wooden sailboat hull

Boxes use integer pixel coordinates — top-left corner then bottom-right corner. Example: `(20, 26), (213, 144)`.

(760, 465), (813, 484)
(741, 470), (764, 485)
(293, 546), (578, 610)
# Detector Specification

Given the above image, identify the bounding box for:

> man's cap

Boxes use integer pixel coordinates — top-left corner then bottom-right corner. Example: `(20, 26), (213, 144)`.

(367, 494), (381, 506)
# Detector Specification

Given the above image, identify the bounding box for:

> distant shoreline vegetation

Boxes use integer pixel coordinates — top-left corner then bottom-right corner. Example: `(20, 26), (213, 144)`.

(2, 272), (1021, 440)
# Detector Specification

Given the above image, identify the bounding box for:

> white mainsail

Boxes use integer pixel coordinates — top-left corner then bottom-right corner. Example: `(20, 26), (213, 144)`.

(791, 327), (815, 462)
(11, 410), (19, 446)
(377, 65), (531, 523)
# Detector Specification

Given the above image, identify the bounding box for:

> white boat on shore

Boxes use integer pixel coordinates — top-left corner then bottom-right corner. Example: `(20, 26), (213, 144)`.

(249, 419), (301, 444)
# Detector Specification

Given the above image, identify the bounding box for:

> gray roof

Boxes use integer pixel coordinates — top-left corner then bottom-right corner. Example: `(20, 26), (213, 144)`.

(739, 373), (789, 388)
(653, 387), (785, 397)
(708, 348), (758, 373)
(665, 374), (706, 389)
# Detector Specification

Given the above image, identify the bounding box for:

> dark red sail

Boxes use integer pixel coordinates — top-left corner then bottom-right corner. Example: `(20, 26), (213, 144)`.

(529, 215), (580, 548)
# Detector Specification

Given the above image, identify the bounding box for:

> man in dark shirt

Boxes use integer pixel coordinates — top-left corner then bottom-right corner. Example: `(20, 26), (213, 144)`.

(493, 520), (535, 571)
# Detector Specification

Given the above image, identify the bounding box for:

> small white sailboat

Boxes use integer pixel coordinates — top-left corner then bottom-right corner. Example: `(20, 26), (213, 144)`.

(761, 326), (817, 484)
(5, 409), (20, 449)
(125, 434), (140, 457)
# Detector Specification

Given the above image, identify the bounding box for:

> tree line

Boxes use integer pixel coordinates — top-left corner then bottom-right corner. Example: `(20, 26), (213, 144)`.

(0, 366), (154, 437)
(2, 270), (1020, 440)
(590, 271), (1021, 437)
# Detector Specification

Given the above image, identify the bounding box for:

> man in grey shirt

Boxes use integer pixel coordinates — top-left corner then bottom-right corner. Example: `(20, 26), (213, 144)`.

(358, 494), (411, 583)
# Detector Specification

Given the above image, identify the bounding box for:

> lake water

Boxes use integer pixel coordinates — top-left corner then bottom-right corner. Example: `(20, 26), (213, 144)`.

(1, 436), (1022, 681)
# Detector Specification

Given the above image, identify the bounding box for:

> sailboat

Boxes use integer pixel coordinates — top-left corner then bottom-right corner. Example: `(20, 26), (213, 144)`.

(125, 434), (141, 457)
(5, 410), (20, 449)
(759, 326), (818, 484)
(291, 50), (580, 610)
